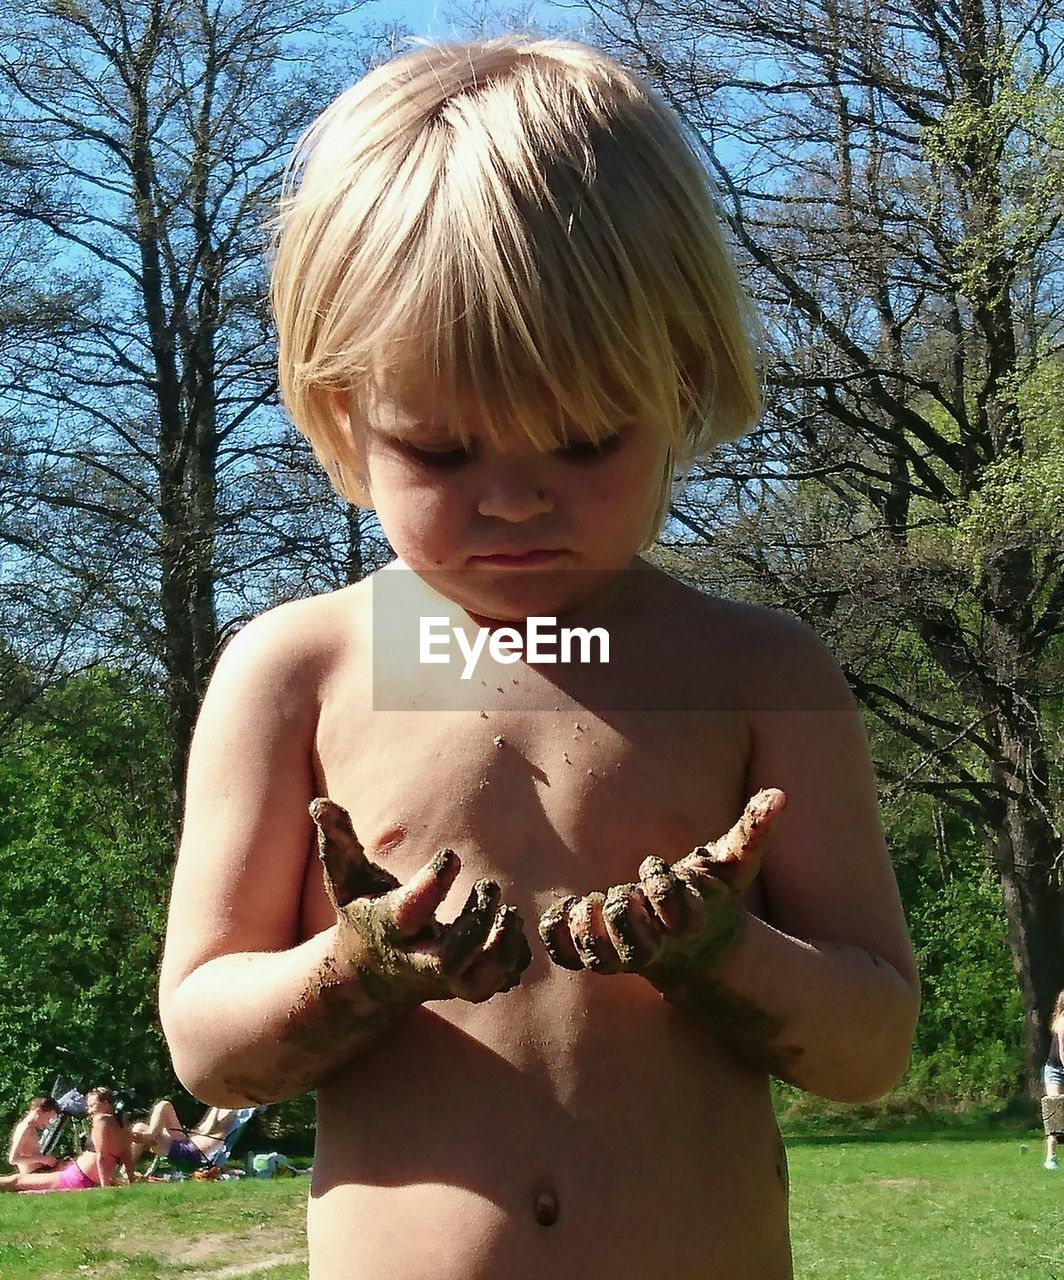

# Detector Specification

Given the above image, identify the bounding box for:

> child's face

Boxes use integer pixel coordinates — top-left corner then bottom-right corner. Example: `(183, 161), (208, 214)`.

(352, 385), (670, 619)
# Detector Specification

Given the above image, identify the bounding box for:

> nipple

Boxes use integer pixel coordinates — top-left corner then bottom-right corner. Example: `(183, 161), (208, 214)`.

(533, 1184), (559, 1227)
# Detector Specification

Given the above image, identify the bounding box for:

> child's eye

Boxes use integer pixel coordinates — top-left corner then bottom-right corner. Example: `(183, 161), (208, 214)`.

(555, 432), (623, 462)
(404, 443), (474, 469)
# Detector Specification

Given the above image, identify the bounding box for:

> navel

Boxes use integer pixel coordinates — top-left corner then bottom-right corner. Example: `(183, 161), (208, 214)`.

(533, 1183), (559, 1227)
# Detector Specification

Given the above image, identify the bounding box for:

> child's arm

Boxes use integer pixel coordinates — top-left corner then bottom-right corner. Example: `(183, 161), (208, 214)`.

(160, 609), (530, 1108)
(90, 1117), (111, 1186)
(6, 1119), (27, 1166)
(539, 618), (919, 1104)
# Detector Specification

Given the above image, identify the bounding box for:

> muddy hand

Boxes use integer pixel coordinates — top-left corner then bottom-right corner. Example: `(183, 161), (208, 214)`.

(311, 798), (532, 1006)
(673, 787), (787, 896)
(311, 797), (402, 907)
(538, 789), (786, 977)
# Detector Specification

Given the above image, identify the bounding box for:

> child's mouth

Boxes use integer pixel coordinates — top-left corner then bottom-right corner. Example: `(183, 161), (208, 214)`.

(468, 550), (564, 568)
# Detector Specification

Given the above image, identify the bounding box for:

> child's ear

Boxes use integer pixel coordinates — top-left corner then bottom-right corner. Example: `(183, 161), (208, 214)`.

(328, 387), (353, 429)
(328, 390), (373, 509)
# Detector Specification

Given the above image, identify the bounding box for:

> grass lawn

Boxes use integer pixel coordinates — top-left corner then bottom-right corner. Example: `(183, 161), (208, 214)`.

(0, 1177), (308, 1279)
(788, 1131), (1062, 1279)
(0, 1132), (1057, 1278)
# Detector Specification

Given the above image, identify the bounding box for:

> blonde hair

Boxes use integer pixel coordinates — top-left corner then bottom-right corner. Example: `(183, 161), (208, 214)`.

(271, 38), (761, 538)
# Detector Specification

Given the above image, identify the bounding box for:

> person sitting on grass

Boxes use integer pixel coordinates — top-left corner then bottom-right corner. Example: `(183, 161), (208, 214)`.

(130, 1099), (244, 1172)
(6, 1095), (60, 1174)
(0, 1087), (135, 1191)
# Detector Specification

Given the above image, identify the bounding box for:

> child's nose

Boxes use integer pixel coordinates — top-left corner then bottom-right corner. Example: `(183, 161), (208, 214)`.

(477, 454), (553, 522)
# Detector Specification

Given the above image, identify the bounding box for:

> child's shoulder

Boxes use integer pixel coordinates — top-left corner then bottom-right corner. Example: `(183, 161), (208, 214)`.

(649, 571), (846, 706)
(653, 569), (829, 653)
(656, 572), (800, 631)
(209, 581), (372, 703)
(228, 580), (371, 651)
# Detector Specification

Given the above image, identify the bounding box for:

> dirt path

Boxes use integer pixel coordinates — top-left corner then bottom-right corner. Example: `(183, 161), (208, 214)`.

(189, 1252), (305, 1279)
(164, 1222), (307, 1278)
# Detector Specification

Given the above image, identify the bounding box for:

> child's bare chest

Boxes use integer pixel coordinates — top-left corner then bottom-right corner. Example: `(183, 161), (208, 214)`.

(306, 671), (751, 934)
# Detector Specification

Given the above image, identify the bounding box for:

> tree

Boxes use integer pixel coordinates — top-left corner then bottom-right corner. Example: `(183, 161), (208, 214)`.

(0, 670), (175, 1120)
(0, 0), (392, 825)
(587, 0), (1064, 1089)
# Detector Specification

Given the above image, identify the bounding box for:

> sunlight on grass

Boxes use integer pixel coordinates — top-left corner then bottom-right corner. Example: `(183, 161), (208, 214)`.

(0, 1179), (309, 1279)
(0, 1135), (1056, 1278)
(788, 1134), (1059, 1278)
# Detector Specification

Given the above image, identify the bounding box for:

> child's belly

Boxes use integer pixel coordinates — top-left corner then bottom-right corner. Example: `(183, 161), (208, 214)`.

(308, 965), (792, 1280)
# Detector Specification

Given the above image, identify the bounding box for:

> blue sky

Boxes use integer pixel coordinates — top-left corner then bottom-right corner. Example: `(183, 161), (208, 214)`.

(373, 0), (454, 37)
(363, 0), (589, 40)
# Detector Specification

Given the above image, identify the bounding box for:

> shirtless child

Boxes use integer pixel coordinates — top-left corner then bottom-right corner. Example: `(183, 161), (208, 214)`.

(160, 38), (920, 1279)
(6, 1096), (58, 1174)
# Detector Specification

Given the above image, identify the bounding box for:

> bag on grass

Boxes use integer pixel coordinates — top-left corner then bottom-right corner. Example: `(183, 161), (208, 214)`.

(249, 1151), (297, 1178)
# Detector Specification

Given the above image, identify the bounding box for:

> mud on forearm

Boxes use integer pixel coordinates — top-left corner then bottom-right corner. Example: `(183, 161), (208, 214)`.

(219, 942), (425, 1106)
(214, 799), (433, 1104)
(646, 917), (803, 1081)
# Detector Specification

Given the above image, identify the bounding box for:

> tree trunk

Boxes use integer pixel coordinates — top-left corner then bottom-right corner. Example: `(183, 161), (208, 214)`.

(987, 688), (1064, 1093)
(994, 807), (1064, 1094)
(160, 515), (207, 833)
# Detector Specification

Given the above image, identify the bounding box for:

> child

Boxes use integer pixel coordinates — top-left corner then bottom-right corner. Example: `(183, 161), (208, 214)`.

(1042, 990), (1064, 1169)
(6, 1096), (59, 1174)
(0, 1088), (134, 1191)
(160, 38), (919, 1279)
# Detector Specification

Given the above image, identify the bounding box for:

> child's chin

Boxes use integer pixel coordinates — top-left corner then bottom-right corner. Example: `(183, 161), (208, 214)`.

(430, 566), (613, 624)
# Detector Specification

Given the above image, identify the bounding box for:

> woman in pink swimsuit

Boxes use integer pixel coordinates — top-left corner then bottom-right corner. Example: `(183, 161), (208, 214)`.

(0, 1087), (136, 1192)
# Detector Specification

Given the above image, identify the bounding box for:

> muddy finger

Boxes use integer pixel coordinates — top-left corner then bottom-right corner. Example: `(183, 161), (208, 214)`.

(569, 893), (622, 974)
(638, 855), (698, 935)
(602, 882), (662, 970)
(439, 879), (503, 972)
(389, 848), (462, 939)
(311, 798), (400, 908)
(456, 905), (533, 1000)
(492, 906), (534, 991)
(673, 859), (737, 912)
(538, 896), (583, 970)
(704, 788), (787, 880)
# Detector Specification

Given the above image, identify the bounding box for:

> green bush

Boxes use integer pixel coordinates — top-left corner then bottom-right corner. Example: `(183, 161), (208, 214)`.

(907, 872), (1024, 1100)
(0, 671), (178, 1126)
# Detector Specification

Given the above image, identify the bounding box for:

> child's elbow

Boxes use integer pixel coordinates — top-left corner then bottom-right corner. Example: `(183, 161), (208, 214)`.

(800, 1046), (912, 1105)
(167, 1048), (256, 1110)
(163, 1034), (235, 1107)
(161, 995), (266, 1109)
(824, 979), (920, 1104)
(830, 1052), (913, 1104)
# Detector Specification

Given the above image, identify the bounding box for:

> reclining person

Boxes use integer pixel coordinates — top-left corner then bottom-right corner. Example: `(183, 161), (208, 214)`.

(131, 1100), (245, 1171)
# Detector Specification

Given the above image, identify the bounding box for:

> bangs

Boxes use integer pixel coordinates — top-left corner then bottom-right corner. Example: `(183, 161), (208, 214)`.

(273, 39), (760, 507)
(330, 67), (697, 452)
